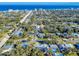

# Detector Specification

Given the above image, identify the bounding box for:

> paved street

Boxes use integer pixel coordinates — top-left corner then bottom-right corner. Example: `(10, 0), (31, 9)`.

(0, 10), (32, 48)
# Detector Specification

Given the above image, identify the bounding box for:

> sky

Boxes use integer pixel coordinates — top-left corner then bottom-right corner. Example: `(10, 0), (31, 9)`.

(0, 2), (79, 6)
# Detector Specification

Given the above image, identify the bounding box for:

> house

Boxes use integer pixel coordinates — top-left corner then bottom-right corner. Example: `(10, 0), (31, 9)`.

(74, 44), (79, 49)
(41, 44), (49, 52)
(34, 43), (41, 48)
(58, 44), (66, 51)
(21, 40), (28, 42)
(35, 25), (41, 31)
(56, 32), (67, 37)
(21, 42), (28, 48)
(49, 44), (58, 49)
(36, 33), (45, 38)
(36, 40), (48, 44)
(48, 38), (52, 41)
(63, 38), (68, 42)
(53, 53), (64, 56)
(35, 44), (48, 48)
(65, 44), (74, 48)
(34, 42), (40, 47)
(56, 33), (61, 36)
(14, 30), (23, 37)
(63, 33), (68, 37)
(47, 45), (58, 54)
(52, 48), (57, 53)
(72, 33), (79, 37)
(4, 24), (12, 29)
(35, 44), (48, 52)
(33, 25), (42, 33)
(66, 35), (73, 39)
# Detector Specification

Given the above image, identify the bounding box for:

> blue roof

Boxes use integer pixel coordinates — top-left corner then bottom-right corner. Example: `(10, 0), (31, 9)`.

(63, 33), (68, 36)
(21, 40), (27, 42)
(21, 43), (28, 48)
(58, 45), (66, 51)
(72, 33), (79, 36)
(15, 31), (23, 36)
(40, 47), (48, 52)
(53, 53), (64, 56)
(75, 44), (79, 46)
(52, 48), (57, 52)
(74, 44), (79, 49)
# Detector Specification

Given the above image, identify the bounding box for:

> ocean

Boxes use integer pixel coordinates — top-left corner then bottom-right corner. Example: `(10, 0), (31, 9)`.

(0, 4), (79, 10)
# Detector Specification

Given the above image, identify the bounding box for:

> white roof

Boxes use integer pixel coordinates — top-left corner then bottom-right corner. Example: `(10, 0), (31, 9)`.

(50, 44), (58, 48)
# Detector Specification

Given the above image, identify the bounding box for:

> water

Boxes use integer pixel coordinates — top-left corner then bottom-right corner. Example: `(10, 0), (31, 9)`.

(0, 5), (79, 11)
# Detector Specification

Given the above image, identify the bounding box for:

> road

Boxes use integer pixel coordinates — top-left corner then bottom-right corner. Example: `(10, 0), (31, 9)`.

(1, 44), (13, 54)
(20, 10), (32, 23)
(0, 34), (10, 48)
(43, 9), (49, 15)
(0, 10), (33, 48)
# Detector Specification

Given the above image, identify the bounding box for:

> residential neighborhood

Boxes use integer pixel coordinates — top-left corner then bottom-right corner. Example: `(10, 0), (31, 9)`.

(0, 8), (79, 56)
